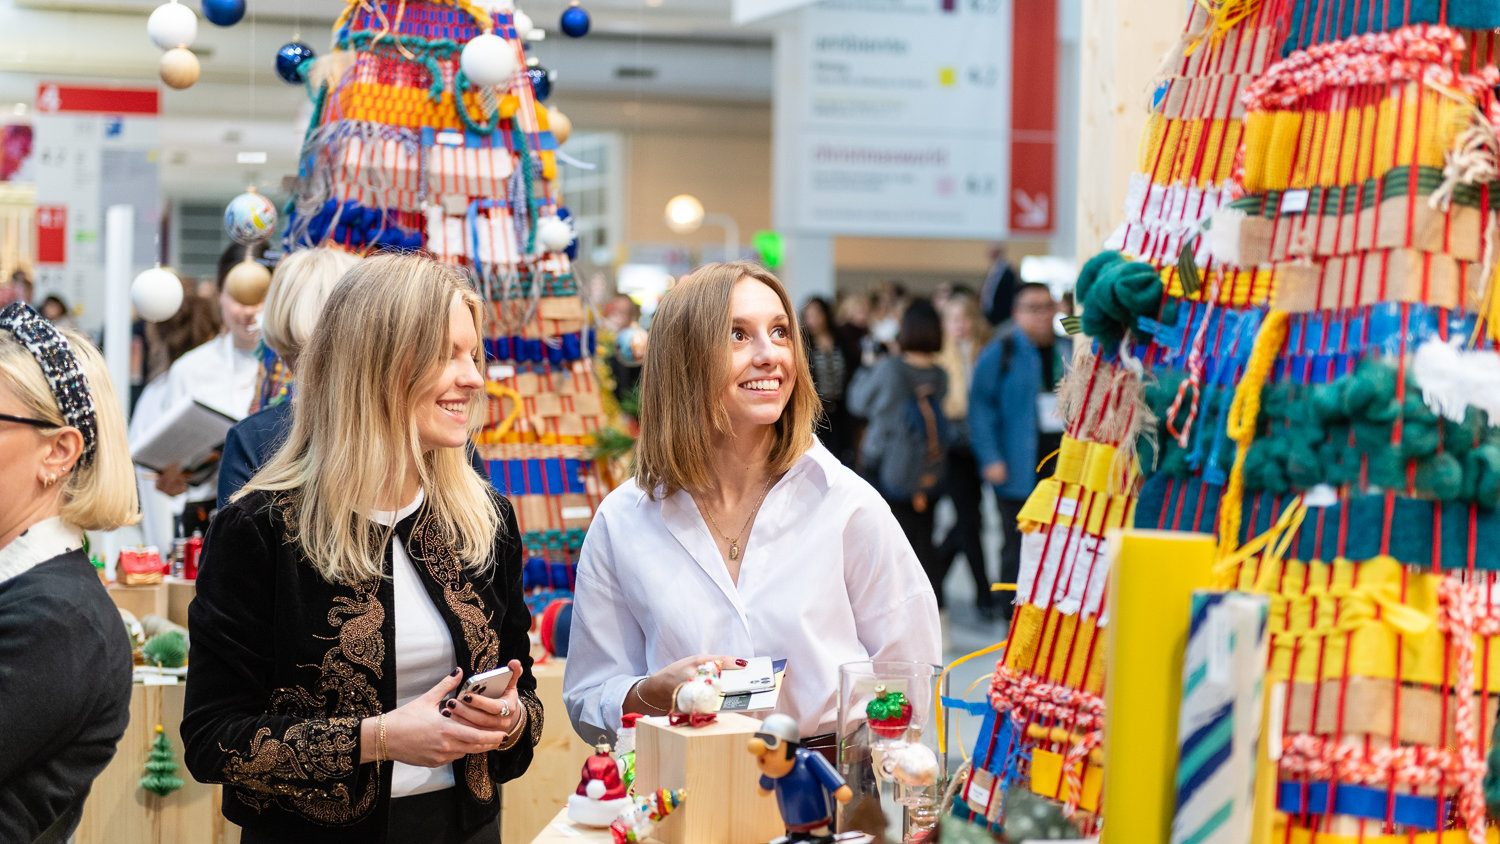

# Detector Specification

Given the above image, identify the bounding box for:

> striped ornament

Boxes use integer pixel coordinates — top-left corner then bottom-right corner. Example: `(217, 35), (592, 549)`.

(1171, 591), (1270, 844)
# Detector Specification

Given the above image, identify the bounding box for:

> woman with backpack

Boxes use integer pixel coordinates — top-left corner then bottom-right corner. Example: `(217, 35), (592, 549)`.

(847, 299), (949, 600)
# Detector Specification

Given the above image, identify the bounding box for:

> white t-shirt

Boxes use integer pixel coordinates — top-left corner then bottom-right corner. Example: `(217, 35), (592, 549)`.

(371, 489), (458, 797)
(563, 441), (942, 740)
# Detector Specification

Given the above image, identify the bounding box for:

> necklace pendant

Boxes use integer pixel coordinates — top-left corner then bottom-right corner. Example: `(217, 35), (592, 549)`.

(729, 542), (739, 561)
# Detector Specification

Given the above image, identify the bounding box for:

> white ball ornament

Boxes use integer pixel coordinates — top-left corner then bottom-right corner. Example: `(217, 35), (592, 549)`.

(460, 33), (517, 88)
(148, 1), (197, 50)
(130, 267), (184, 322)
(535, 215), (573, 252)
(512, 9), (534, 40)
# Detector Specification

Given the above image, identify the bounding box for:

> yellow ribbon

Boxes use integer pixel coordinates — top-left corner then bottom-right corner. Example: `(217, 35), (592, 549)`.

(935, 639), (1006, 756)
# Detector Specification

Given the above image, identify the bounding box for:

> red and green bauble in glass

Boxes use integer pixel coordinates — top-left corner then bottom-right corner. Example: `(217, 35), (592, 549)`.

(866, 685), (913, 739)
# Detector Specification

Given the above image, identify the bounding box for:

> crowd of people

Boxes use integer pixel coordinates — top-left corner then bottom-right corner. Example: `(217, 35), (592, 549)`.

(798, 264), (1068, 623)
(0, 245), (1055, 842)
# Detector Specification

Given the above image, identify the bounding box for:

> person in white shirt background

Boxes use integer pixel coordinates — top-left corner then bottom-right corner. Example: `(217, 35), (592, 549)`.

(150, 243), (269, 535)
(563, 261), (942, 755)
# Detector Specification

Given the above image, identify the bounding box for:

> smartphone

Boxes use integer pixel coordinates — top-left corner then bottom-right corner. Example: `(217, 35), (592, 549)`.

(458, 666), (512, 700)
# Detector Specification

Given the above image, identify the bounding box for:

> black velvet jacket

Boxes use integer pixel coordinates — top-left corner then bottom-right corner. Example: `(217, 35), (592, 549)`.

(182, 488), (541, 842)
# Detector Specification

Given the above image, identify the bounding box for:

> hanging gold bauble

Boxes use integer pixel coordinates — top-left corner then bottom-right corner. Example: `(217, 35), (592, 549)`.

(159, 48), (200, 90)
(224, 259), (272, 306)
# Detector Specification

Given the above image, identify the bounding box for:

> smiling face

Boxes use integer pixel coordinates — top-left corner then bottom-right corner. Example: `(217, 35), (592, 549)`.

(413, 294), (484, 453)
(719, 277), (795, 437)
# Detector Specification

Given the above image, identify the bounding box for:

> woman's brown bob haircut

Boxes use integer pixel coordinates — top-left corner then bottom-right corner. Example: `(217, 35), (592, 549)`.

(635, 261), (820, 498)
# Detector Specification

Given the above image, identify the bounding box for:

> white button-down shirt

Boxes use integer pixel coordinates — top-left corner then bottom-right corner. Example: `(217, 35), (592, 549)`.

(563, 441), (941, 740)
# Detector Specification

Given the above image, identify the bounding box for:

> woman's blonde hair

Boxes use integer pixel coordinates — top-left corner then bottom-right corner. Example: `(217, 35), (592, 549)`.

(0, 330), (139, 531)
(259, 247), (361, 372)
(239, 253), (499, 584)
(635, 261), (819, 498)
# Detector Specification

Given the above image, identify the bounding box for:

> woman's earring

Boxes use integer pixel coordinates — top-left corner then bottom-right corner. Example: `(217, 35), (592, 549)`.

(42, 474), (56, 487)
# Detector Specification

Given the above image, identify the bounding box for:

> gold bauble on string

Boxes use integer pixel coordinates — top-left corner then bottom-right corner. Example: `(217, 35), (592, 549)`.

(159, 48), (200, 90)
(224, 259), (272, 306)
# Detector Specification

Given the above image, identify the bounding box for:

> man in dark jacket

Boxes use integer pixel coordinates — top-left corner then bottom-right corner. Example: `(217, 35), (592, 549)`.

(968, 282), (1069, 621)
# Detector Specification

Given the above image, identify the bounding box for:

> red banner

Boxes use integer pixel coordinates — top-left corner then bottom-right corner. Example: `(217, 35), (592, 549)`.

(36, 205), (66, 266)
(1008, 0), (1056, 234)
(35, 83), (159, 116)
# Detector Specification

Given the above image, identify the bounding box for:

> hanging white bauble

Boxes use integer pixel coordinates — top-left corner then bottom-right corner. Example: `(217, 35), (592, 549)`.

(130, 267), (184, 322)
(535, 215), (573, 252)
(512, 9), (534, 40)
(147, 1), (197, 50)
(460, 33), (517, 88)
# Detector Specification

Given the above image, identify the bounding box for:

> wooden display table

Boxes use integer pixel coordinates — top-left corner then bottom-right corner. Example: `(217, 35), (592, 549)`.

(75, 680), (240, 844)
(502, 658), (595, 842)
(529, 807), (663, 843)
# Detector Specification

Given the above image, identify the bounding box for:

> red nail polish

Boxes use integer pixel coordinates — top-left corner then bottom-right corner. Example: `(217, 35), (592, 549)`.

(736, 659), (748, 667)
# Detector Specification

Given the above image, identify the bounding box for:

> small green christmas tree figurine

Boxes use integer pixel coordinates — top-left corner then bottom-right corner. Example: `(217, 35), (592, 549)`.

(140, 725), (184, 797)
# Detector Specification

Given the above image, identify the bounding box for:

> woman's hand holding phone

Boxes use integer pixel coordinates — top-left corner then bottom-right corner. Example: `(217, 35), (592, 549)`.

(443, 659), (525, 738)
(360, 665), (515, 767)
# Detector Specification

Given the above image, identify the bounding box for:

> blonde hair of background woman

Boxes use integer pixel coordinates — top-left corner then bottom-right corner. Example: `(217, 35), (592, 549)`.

(635, 261), (820, 499)
(0, 331), (140, 531)
(237, 253), (500, 584)
(259, 246), (361, 372)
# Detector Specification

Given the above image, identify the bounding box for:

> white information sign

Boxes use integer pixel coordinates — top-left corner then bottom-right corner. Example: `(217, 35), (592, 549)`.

(774, 0), (1011, 238)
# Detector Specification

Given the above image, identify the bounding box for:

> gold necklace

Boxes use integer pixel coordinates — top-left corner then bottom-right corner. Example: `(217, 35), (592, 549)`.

(700, 475), (776, 561)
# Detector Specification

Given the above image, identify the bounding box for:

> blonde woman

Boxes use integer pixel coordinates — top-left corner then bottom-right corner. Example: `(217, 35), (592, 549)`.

(183, 255), (540, 844)
(563, 262), (941, 755)
(0, 303), (139, 842)
(216, 246), (360, 507)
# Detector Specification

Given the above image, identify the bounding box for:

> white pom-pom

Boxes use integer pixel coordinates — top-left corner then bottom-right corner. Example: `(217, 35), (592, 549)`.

(147, 1), (197, 50)
(535, 215), (573, 252)
(585, 779), (606, 800)
(131, 267), (184, 322)
(460, 33), (518, 88)
(512, 9), (534, 39)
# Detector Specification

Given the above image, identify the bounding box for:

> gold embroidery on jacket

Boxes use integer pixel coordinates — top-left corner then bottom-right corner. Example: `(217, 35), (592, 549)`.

(219, 495), (383, 823)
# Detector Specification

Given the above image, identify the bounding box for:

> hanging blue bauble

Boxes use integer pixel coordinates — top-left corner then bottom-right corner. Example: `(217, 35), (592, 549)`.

(526, 65), (552, 102)
(201, 0), (244, 26)
(275, 42), (315, 84)
(559, 3), (590, 38)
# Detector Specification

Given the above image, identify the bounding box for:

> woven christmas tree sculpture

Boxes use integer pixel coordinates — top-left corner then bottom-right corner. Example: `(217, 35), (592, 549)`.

(140, 725), (184, 797)
(284, 0), (613, 601)
(959, 1), (1500, 840)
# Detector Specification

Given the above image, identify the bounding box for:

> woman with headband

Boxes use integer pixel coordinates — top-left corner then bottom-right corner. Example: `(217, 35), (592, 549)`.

(0, 302), (140, 841)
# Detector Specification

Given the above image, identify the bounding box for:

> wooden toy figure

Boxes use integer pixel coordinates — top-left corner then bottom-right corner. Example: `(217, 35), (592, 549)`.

(748, 714), (853, 842)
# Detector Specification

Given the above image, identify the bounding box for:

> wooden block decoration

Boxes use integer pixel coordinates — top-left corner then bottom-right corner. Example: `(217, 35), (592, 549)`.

(538, 297), (585, 321)
(108, 582), (168, 621)
(556, 414), (586, 438)
(559, 494), (592, 530)
(533, 393), (563, 418)
(555, 371), (577, 395)
(165, 577), (195, 628)
(571, 391), (603, 417)
(632, 714), (786, 844)
(520, 496), (552, 530)
(514, 372), (541, 397)
(502, 661), (596, 844)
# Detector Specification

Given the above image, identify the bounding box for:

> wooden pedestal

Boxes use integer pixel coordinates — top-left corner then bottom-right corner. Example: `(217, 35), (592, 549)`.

(75, 681), (240, 844)
(501, 659), (595, 843)
(632, 714), (785, 844)
(165, 577), (196, 627)
(107, 582), (167, 620)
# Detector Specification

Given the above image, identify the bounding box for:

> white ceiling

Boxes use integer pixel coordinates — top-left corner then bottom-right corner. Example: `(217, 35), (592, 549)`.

(1, 0), (775, 197)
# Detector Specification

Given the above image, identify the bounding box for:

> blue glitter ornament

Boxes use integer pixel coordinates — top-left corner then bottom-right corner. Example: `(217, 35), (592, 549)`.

(275, 42), (315, 84)
(201, 0), (244, 26)
(526, 65), (551, 102)
(559, 3), (590, 38)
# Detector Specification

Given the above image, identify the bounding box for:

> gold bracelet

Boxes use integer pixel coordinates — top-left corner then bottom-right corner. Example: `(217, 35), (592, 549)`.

(378, 713), (389, 764)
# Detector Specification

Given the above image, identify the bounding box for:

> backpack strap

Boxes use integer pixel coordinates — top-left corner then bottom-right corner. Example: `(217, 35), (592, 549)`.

(913, 383), (943, 464)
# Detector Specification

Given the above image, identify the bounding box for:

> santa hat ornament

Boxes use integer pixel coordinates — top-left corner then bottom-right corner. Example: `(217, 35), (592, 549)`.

(566, 740), (633, 827)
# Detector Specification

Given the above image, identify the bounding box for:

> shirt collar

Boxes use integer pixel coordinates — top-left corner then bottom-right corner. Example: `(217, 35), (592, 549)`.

(370, 488), (425, 527)
(0, 516), (85, 584)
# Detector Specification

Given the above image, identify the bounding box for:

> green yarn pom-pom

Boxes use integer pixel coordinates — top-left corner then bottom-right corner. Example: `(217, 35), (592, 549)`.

(1367, 450), (1406, 490)
(1400, 421), (1441, 459)
(1311, 381), (1350, 423)
(1468, 444), (1500, 510)
(1415, 452), (1464, 502)
(1075, 251), (1125, 305)
(1286, 440), (1323, 490)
